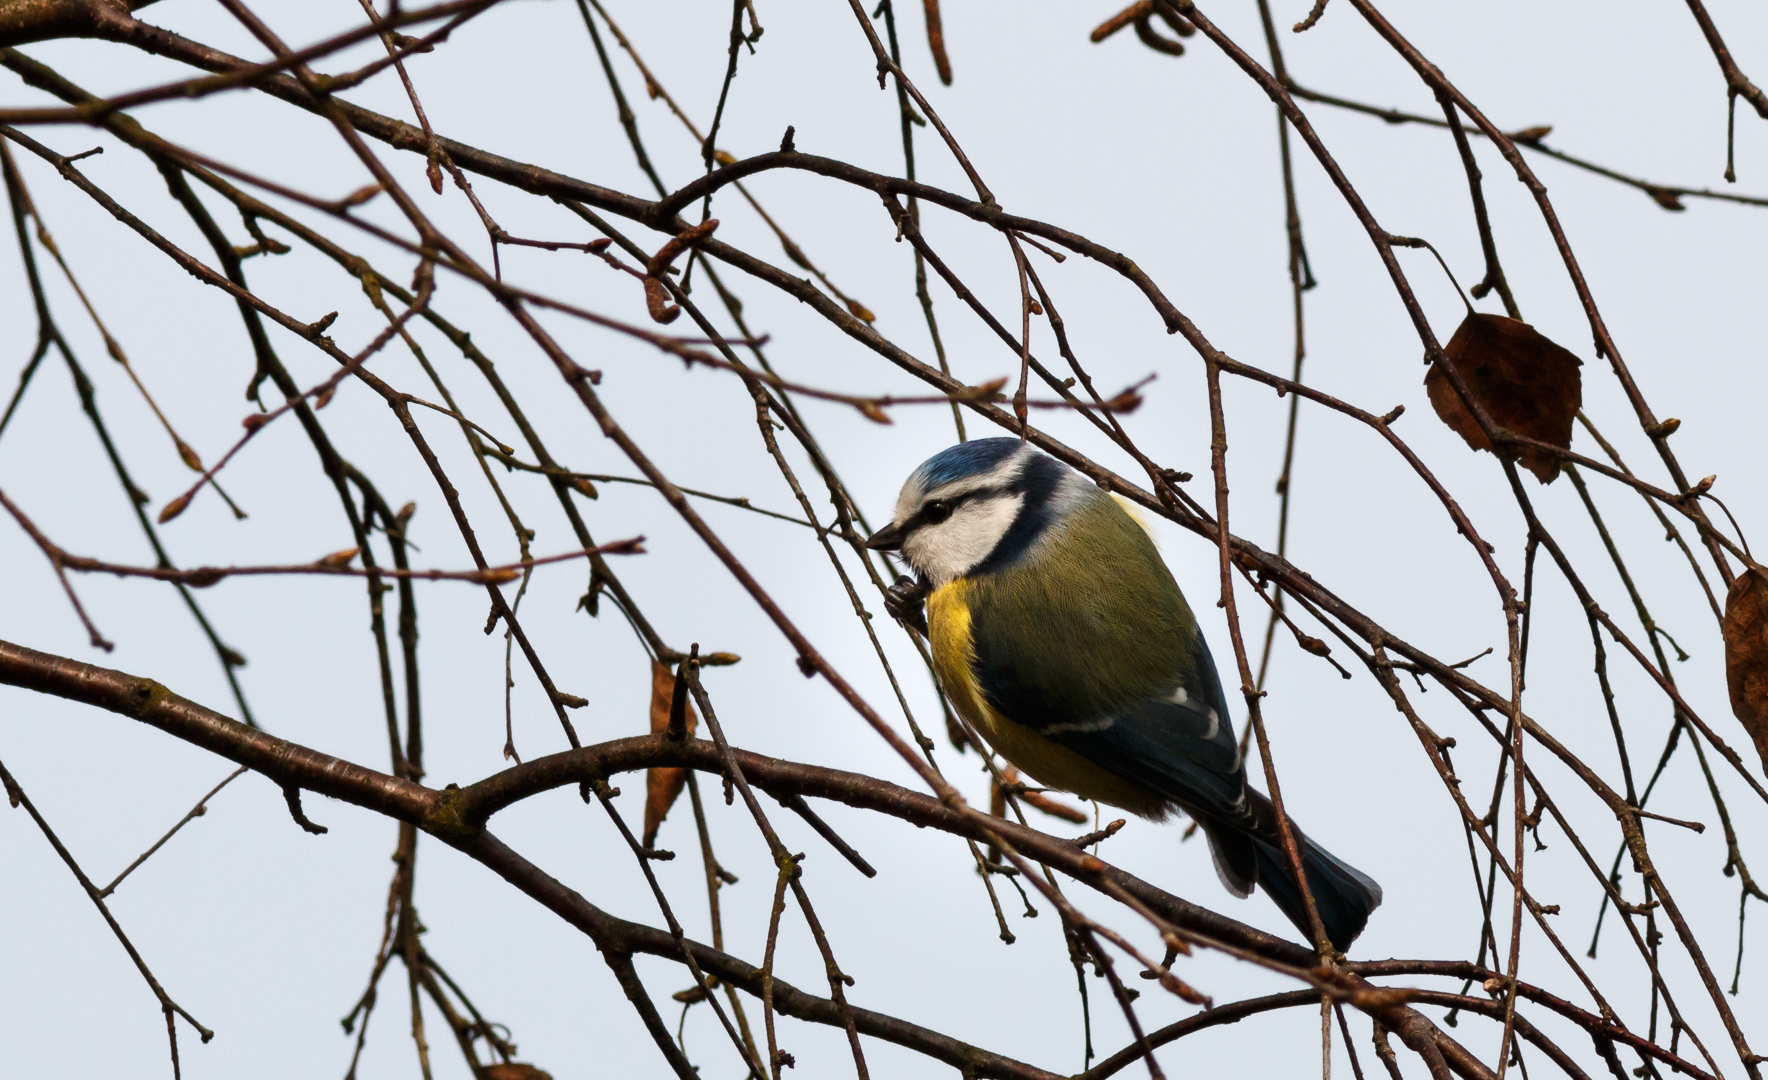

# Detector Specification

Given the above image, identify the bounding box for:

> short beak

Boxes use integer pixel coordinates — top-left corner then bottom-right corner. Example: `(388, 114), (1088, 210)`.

(865, 520), (907, 551)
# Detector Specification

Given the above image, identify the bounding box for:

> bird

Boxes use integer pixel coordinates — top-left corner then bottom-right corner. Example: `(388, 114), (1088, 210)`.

(865, 437), (1381, 951)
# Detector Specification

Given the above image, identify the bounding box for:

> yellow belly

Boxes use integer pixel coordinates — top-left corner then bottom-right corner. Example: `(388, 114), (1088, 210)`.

(926, 579), (1167, 818)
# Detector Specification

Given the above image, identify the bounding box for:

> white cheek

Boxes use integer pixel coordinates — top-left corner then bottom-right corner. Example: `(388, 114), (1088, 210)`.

(904, 495), (1023, 584)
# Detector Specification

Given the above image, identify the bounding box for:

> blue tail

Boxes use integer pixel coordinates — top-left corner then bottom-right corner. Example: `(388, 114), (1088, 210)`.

(1252, 833), (1383, 952)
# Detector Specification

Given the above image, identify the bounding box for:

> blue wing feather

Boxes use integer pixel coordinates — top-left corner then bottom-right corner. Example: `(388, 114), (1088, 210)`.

(974, 615), (1384, 948)
(1052, 688), (1249, 826)
(976, 627), (1251, 825)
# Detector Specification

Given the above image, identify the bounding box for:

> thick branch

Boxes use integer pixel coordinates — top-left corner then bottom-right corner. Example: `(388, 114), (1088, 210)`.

(0, 637), (1513, 1072)
(0, 636), (1061, 1077)
(0, 0), (151, 49)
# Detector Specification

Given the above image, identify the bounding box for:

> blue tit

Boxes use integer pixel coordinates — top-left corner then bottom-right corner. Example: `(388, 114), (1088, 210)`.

(866, 437), (1382, 951)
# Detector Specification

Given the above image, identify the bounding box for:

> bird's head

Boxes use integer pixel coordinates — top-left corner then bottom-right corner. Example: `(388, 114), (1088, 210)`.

(866, 438), (1088, 585)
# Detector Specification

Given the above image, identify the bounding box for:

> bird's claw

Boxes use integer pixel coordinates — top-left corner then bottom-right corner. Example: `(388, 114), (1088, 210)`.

(884, 575), (931, 636)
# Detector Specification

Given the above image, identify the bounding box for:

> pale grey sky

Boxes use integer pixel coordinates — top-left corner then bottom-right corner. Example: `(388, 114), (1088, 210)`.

(3, 1), (1765, 1077)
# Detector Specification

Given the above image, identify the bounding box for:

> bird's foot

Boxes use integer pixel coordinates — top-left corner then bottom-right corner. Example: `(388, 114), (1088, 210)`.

(883, 575), (931, 636)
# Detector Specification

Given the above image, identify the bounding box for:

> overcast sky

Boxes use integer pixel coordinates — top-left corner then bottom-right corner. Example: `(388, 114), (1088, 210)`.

(3, 1), (1766, 1077)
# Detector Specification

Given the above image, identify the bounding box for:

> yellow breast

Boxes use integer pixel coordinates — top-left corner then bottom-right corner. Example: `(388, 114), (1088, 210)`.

(927, 579), (987, 729)
(926, 579), (1167, 817)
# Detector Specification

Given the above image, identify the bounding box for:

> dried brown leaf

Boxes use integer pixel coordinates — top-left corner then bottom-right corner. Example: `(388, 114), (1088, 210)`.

(1424, 313), (1583, 483)
(644, 660), (699, 848)
(1723, 567), (1768, 777)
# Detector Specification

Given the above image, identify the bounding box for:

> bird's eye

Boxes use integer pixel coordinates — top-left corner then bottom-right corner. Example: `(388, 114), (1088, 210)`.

(922, 499), (952, 524)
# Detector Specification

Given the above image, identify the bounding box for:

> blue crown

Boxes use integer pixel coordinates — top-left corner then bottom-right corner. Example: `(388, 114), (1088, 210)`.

(911, 437), (1023, 490)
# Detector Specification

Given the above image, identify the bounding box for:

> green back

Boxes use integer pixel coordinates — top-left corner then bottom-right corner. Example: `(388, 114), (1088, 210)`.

(965, 494), (1202, 728)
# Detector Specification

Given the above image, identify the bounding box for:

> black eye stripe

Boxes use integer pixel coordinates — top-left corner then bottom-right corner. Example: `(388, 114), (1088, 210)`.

(917, 485), (1006, 526)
